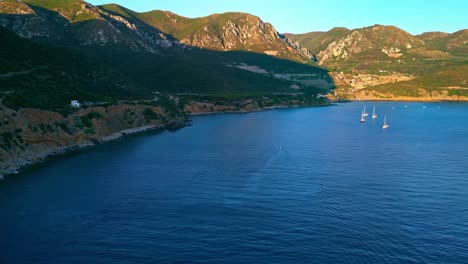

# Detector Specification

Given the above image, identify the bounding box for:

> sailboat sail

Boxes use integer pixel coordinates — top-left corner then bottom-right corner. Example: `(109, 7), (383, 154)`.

(360, 109), (366, 123)
(363, 106), (369, 117)
(382, 115), (389, 129)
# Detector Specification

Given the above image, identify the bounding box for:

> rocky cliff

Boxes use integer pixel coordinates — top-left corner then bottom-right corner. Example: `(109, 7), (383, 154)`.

(126, 9), (312, 62)
(0, 0), (178, 53)
(284, 27), (350, 60)
(0, 100), (188, 180)
(314, 25), (424, 63)
(288, 25), (468, 64)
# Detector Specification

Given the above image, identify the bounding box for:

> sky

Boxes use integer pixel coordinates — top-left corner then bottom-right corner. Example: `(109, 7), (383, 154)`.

(87, 0), (468, 35)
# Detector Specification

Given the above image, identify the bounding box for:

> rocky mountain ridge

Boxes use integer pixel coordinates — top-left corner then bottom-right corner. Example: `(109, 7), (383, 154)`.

(288, 25), (467, 64)
(0, 0), (313, 62)
(289, 25), (430, 64)
(122, 8), (312, 62)
(0, 0), (178, 53)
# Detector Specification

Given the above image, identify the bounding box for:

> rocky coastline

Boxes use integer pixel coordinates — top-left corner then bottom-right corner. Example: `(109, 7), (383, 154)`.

(349, 94), (468, 102)
(0, 122), (186, 182)
(5, 90), (468, 182)
(0, 96), (330, 182)
(0, 102), (189, 182)
(3, 94), (466, 182)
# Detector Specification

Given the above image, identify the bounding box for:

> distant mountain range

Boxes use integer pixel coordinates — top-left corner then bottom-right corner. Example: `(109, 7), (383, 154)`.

(286, 25), (466, 65)
(0, 0), (467, 108)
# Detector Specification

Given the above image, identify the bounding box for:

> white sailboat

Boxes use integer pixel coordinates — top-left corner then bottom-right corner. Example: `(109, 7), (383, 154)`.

(372, 106), (377, 119)
(360, 110), (366, 123)
(382, 114), (389, 129)
(362, 106), (369, 117)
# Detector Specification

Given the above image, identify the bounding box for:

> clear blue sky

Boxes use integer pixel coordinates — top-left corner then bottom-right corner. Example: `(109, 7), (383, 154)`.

(88, 0), (467, 34)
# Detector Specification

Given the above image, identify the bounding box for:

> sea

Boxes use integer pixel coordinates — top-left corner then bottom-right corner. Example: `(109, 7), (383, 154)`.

(1, 102), (467, 263)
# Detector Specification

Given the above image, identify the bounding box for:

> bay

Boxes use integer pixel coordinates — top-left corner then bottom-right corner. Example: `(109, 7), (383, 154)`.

(1, 102), (468, 263)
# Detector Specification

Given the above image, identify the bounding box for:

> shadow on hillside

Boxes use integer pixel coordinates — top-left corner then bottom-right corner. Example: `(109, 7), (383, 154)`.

(1, 3), (335, 95)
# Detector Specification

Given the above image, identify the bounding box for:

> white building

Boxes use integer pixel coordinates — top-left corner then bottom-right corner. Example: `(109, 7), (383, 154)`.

(70, 100), (81, 108)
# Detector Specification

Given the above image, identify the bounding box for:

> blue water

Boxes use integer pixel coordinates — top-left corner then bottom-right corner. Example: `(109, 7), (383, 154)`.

(1, 102), (468, 264)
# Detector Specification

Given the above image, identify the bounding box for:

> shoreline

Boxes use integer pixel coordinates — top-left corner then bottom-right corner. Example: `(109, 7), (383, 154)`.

(0, 102), (334, 182)
(0, 122), (185, 182)
(351, 98), (468, 102)
(345, 96), (468, 102)
(3, 96), (465, 182)
(189, 103), (333, 116)
(2, 98), (465, 183)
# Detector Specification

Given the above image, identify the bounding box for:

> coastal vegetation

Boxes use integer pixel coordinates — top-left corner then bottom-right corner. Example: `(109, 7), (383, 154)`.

(362, 64), (468, 97)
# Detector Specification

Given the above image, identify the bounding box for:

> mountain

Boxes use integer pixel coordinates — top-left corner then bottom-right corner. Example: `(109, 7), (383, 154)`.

(100, 4), (312, 63)
(284, 27), (350, 59)
(287, 25), (467, 66)
(288, 25), (427, 65)
(416, 31), (449, 41)
(287, 25), (467, 100)
(0, 0), (332, 112)
(1, 0), (464, 106)
(418, 29), (468, 55)
(0, 0), (312, 62)
(0, 0), (177, 52)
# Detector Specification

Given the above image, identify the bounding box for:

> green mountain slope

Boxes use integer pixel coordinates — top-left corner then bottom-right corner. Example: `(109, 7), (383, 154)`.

(318, 25), (424, 64)
(0, 25), (330, 111)
(287, 24), (467, 99)
(0, 27), (149, 112)
(287, 25), (467, 67)
(285, 27), (350, 56)
(419, 29), (468, 55)
(359, 64), (468, 98)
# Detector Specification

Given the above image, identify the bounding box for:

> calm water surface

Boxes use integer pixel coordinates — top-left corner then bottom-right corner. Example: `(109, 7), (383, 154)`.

(1, 102), (468, 263)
